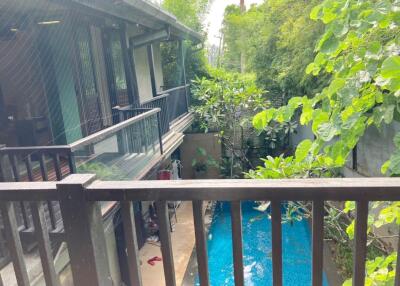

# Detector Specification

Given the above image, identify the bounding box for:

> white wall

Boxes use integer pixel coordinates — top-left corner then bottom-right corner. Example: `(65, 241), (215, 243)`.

(354, 122), (400, 177)
(133, 46), (153, 103)
(152, 43), (165, 92)
(290, 123), (314, 148)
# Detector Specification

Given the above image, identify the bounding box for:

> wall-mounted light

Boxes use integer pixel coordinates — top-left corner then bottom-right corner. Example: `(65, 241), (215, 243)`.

(37, 20), (61, 25)
(10, 28), (19, 32)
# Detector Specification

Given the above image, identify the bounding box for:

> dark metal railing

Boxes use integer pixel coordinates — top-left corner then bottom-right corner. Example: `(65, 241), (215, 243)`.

(158, 84), (190, 123)
(1, 176), (400, 286)
(115, 84), (191, 138)
(140, 94), (170, 135)
(113, 107), (164, 154)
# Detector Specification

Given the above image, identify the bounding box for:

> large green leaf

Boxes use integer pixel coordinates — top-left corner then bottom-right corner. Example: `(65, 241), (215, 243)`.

(252, 109), (276, 130)
(295, 139), (313, 163)
(389, 150), (400, 175)
(381, 56), (400, 79)
(310, 4), (322, 20)
(317, 122), (337, 141)
(318, 33), (339, 54)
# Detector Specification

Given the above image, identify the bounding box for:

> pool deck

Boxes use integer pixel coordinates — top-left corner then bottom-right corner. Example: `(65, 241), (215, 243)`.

(140, 201), (201, 286)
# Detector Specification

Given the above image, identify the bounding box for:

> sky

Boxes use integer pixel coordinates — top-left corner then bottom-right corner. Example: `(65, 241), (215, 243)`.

(203, 0), (264, 46)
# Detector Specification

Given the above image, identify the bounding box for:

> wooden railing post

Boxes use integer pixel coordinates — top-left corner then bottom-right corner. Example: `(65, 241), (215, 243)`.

(57, 174), (112, 286)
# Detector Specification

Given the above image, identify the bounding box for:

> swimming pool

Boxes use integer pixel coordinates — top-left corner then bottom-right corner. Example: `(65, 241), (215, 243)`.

(196, 201), (329, 286)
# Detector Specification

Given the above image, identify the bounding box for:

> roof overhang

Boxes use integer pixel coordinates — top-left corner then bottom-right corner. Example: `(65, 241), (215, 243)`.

(69, 0), (203, 43)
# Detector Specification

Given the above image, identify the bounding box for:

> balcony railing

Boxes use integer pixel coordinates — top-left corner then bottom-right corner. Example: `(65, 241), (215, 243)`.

(0, 109), (163, 267)
(117, 84), (191, 137)
(1, 176), (400, 286)
(158, 84), (190, 123)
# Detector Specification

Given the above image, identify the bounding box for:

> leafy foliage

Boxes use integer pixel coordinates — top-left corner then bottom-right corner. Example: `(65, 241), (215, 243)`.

(248, 0), (400, 283)
(252, 0), (400, 177)
(192, 69), (266, 177)
(162, 0), (208, 32)
(161, 0), (209, 87)
(221, 0), (330, 102)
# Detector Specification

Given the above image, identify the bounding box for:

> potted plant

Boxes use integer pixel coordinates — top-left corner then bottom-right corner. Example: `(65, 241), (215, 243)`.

(191, 147), (218, 179)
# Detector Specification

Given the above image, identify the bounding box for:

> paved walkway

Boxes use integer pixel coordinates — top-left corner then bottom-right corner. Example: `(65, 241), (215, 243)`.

(140, 201), (196, 286)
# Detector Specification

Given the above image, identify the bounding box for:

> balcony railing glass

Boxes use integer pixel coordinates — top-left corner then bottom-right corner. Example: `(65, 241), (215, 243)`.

(70, 109), (162, 180)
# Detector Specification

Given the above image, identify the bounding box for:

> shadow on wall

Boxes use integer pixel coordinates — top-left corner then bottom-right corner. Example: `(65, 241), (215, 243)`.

(180, 132), (222, 179)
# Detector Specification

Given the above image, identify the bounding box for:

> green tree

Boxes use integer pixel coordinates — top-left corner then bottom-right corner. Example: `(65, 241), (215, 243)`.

(192, 69), (266, 177)
(162, 0), (208, 31)
(250, 0), (400, 283)
(221, 0), (329, 104)
(161, 0), (209, 87)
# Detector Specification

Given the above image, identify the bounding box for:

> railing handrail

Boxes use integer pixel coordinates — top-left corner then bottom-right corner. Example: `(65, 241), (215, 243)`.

(0, 145), (72, 155)
(1, 175), (400, 286)
(86, 177), (400, 201)
(69, 108), (160, 152)
(0, 109), (161, 154)
(157, 84), (189, 96)
(140, 93), (169, 105)
(1, 177), (400, 201)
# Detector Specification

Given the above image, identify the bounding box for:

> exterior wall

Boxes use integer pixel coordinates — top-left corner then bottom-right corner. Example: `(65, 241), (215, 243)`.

(104, 217), (122, 285)
(292, 120), (399, 250)
(133, 46), (153, 103)
(350, 122), (399, 177)
(90, 26), (113, 127)
(291, 120), (398, 177)
(290, 123), (314, 148)
(152, 43), (164, 92)
(180, 133), (222, 179)
(45, 24), (83, 144)
(0, 31), (47, 120)
(0, 29), (52, 146)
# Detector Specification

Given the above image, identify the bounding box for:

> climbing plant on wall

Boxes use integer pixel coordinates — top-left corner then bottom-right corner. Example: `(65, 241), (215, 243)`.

(249, 0), (400, 284)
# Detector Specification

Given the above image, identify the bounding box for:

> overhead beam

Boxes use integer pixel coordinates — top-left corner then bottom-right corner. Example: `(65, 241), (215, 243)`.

(130, 28), (170, 48)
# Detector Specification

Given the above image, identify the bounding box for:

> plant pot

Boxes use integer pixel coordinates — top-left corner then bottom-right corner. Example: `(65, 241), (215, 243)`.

(194, 169), (207, 179)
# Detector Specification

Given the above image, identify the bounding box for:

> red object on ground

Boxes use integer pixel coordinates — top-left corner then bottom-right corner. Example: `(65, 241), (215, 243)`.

(147, 256), (162, 266)
(157, 170), (171, 180)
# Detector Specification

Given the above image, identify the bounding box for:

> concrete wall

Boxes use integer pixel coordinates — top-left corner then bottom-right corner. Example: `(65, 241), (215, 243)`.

(351, 122), (399, 177)
(290, 123), (314, 148)
(133, 43), (165, 104)
(152, 43), (164, 92)
(180, 133), (222, 179)
(133, 46), (153, 103)
(291, 120), (398, 178)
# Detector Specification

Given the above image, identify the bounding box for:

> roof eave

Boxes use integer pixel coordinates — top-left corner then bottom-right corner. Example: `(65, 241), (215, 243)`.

(70, 0), (203, 43)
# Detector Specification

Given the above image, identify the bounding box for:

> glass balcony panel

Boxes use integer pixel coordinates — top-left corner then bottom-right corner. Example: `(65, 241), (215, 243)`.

(73, 112), (161, 180)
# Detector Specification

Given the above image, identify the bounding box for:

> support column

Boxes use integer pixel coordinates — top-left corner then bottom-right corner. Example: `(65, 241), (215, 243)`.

(147, 44), (158, 97)
(57, 174), (112, 286)
(120, 23), (140, 106)
(177, 40), (187, 86)
(177, 40), (189, 109)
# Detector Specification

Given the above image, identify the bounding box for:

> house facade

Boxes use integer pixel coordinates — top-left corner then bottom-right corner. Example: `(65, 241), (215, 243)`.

(0, 0), (200, 147)
(0, 0), (202, 284)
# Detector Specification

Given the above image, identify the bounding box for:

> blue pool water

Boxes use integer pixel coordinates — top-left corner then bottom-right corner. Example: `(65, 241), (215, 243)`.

(196, 201), (329, 286)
